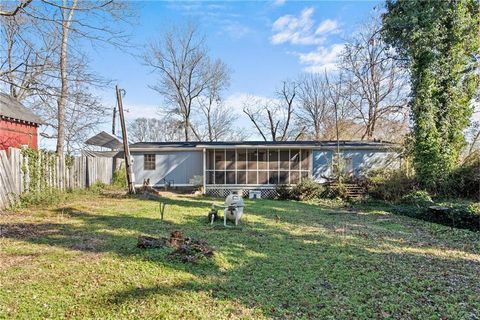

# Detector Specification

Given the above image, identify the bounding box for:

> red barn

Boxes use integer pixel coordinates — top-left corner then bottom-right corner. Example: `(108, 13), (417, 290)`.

(0, 93), (43, 151)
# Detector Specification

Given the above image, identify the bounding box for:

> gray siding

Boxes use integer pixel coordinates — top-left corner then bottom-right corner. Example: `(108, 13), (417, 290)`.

(312, 151), (333, 183)
(312, 149), (400, 183)
(131, 151), (203, 186)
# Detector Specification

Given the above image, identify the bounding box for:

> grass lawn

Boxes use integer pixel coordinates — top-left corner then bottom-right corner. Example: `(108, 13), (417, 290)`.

(0, 191), (479, 319)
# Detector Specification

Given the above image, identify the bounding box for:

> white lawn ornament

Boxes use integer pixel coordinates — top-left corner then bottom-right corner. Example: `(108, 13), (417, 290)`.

(210, 191), (244, 227)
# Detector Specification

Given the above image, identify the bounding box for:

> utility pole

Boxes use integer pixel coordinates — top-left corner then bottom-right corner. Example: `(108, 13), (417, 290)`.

(112, 106), (116, 135)
(116, 85), (135, 194)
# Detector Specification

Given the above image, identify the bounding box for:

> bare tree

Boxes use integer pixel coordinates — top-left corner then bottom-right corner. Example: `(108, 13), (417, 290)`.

(33, 58), (110, 154)
(0, 14), (57, 100)
(144, 25), (230, 141)
(47, 0), (131, 154)
(296, 73), (333, 140)
(55, 0), (77, 154)
(0, 1), (133, 153)
(243, 81), (298, 141)
(200, 98), (238, 141)
(340, 16), (408, 140)
(0, 0), (32, 17)
(197, 62), (239, 141)
(128, 117), (183, 143)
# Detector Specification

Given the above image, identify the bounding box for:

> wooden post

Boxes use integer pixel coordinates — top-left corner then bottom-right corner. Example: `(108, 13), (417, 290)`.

(116, 85), (135, 194)
(159, 201), (166, 221)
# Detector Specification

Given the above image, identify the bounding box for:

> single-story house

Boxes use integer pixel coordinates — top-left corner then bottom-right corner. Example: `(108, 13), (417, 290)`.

(0, 93), (43, 151)
(129, 140), (401, 197)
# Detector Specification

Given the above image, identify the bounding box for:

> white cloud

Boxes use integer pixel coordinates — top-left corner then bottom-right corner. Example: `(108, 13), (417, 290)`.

(297, 43), (345, 73)
(222, 21), (253, 39)
(315, 19), (339, 35)
(271, 8), (339, 46)
(273, 0), (286, 6)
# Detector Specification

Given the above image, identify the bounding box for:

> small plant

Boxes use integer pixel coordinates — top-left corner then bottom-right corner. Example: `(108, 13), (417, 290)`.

(89, 181), (107, 193)
(112, 168), (127, 188)
(400, 190), (433, 206)
(322, 182), (348, 199)
(275, 184), (292, 200)
(19, 188), (68, 207)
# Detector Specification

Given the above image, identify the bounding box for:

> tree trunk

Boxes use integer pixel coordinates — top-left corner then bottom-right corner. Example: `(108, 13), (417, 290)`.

(6, 26), (16, 98)
(56, 0), (77, 155)
(184, 123), (189, 141)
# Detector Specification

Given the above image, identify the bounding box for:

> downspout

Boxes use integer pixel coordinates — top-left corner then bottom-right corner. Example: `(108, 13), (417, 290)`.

(202, 148), (206, 194)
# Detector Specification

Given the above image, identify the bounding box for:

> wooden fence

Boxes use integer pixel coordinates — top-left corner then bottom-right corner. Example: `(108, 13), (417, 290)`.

(0, 147), (116, 210)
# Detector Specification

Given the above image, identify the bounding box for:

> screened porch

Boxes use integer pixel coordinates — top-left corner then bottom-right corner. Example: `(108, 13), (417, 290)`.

(205, 148), (311, 186)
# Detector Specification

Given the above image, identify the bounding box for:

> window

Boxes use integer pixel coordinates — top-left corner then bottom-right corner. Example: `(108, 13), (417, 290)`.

(237, 171), (246, 184)
(248, 149), (257, 170)
(207, 171), (214, 184)
(204, 148), (312, 186)
(290, 149), (300, 170)
(226, 150), (236, 170)
(290, 171), (300, 184)
(207, 150), (215, 170)
(237, 149), (247, 169)
(280, 150), (289, 170)
(144, 154), (156, 170)
(226, 171), (235, 184)
(301, 150), (310, 170)
(215, 150), (226, 170)
(247, 171), (257, 184)
(279, 171), (288, 184)
(258, 171), (268, 184)
(268, 149), (279, 170)
(268, 171), (279, 184)
(215, 171), (225, 184)
(258, 149), (267, 170)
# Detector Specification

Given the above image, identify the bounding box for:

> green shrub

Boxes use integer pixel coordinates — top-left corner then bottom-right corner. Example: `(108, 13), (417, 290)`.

(275, 179), (324, 201)
(291, 179), (323, 201)
(365, 169), (416, 202)
(443, 152), (480, 200)
(393, 202), (480, 232)
(89, 181), (107, 193)
(275, 184), (293, 200)
(19, 188), (68, 207)
(321, 183), (348, 199)
(112, 168), (127, 188)
(400, 190), (433, 206)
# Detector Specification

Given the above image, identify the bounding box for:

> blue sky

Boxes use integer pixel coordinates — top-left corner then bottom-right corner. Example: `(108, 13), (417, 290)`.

(94, 0), (381, 109)
(41, 0), (384, 146)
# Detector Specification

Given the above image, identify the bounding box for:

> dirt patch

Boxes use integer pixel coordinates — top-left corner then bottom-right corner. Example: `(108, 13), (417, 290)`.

(137, 230), (214, 263)
(0, 252), (40, 269)
(0, 223), (59, 239)
(71, 235), (105, 251)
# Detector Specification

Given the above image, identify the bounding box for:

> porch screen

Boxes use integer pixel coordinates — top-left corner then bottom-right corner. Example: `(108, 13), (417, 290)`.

(206, 148), (310, 185)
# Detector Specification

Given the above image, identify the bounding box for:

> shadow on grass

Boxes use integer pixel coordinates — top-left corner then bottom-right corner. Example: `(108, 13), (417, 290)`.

(1, 193), (479, 318)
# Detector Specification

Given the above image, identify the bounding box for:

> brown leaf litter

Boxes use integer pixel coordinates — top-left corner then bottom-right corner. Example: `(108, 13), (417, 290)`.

(137, 230), (214, 263)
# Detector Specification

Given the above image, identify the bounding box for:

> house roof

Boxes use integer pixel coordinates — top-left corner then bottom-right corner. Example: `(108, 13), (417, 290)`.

(130, 140), (400, 151)
(85, 131), (123, 149)
(0, 93), (43, 124)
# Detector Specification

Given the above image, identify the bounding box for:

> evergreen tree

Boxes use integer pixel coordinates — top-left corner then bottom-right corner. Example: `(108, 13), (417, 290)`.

(382, 0), (479, 190)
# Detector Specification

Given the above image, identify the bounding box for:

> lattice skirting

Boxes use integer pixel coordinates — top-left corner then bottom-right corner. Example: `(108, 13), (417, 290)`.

(205, 187), (279, 199)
